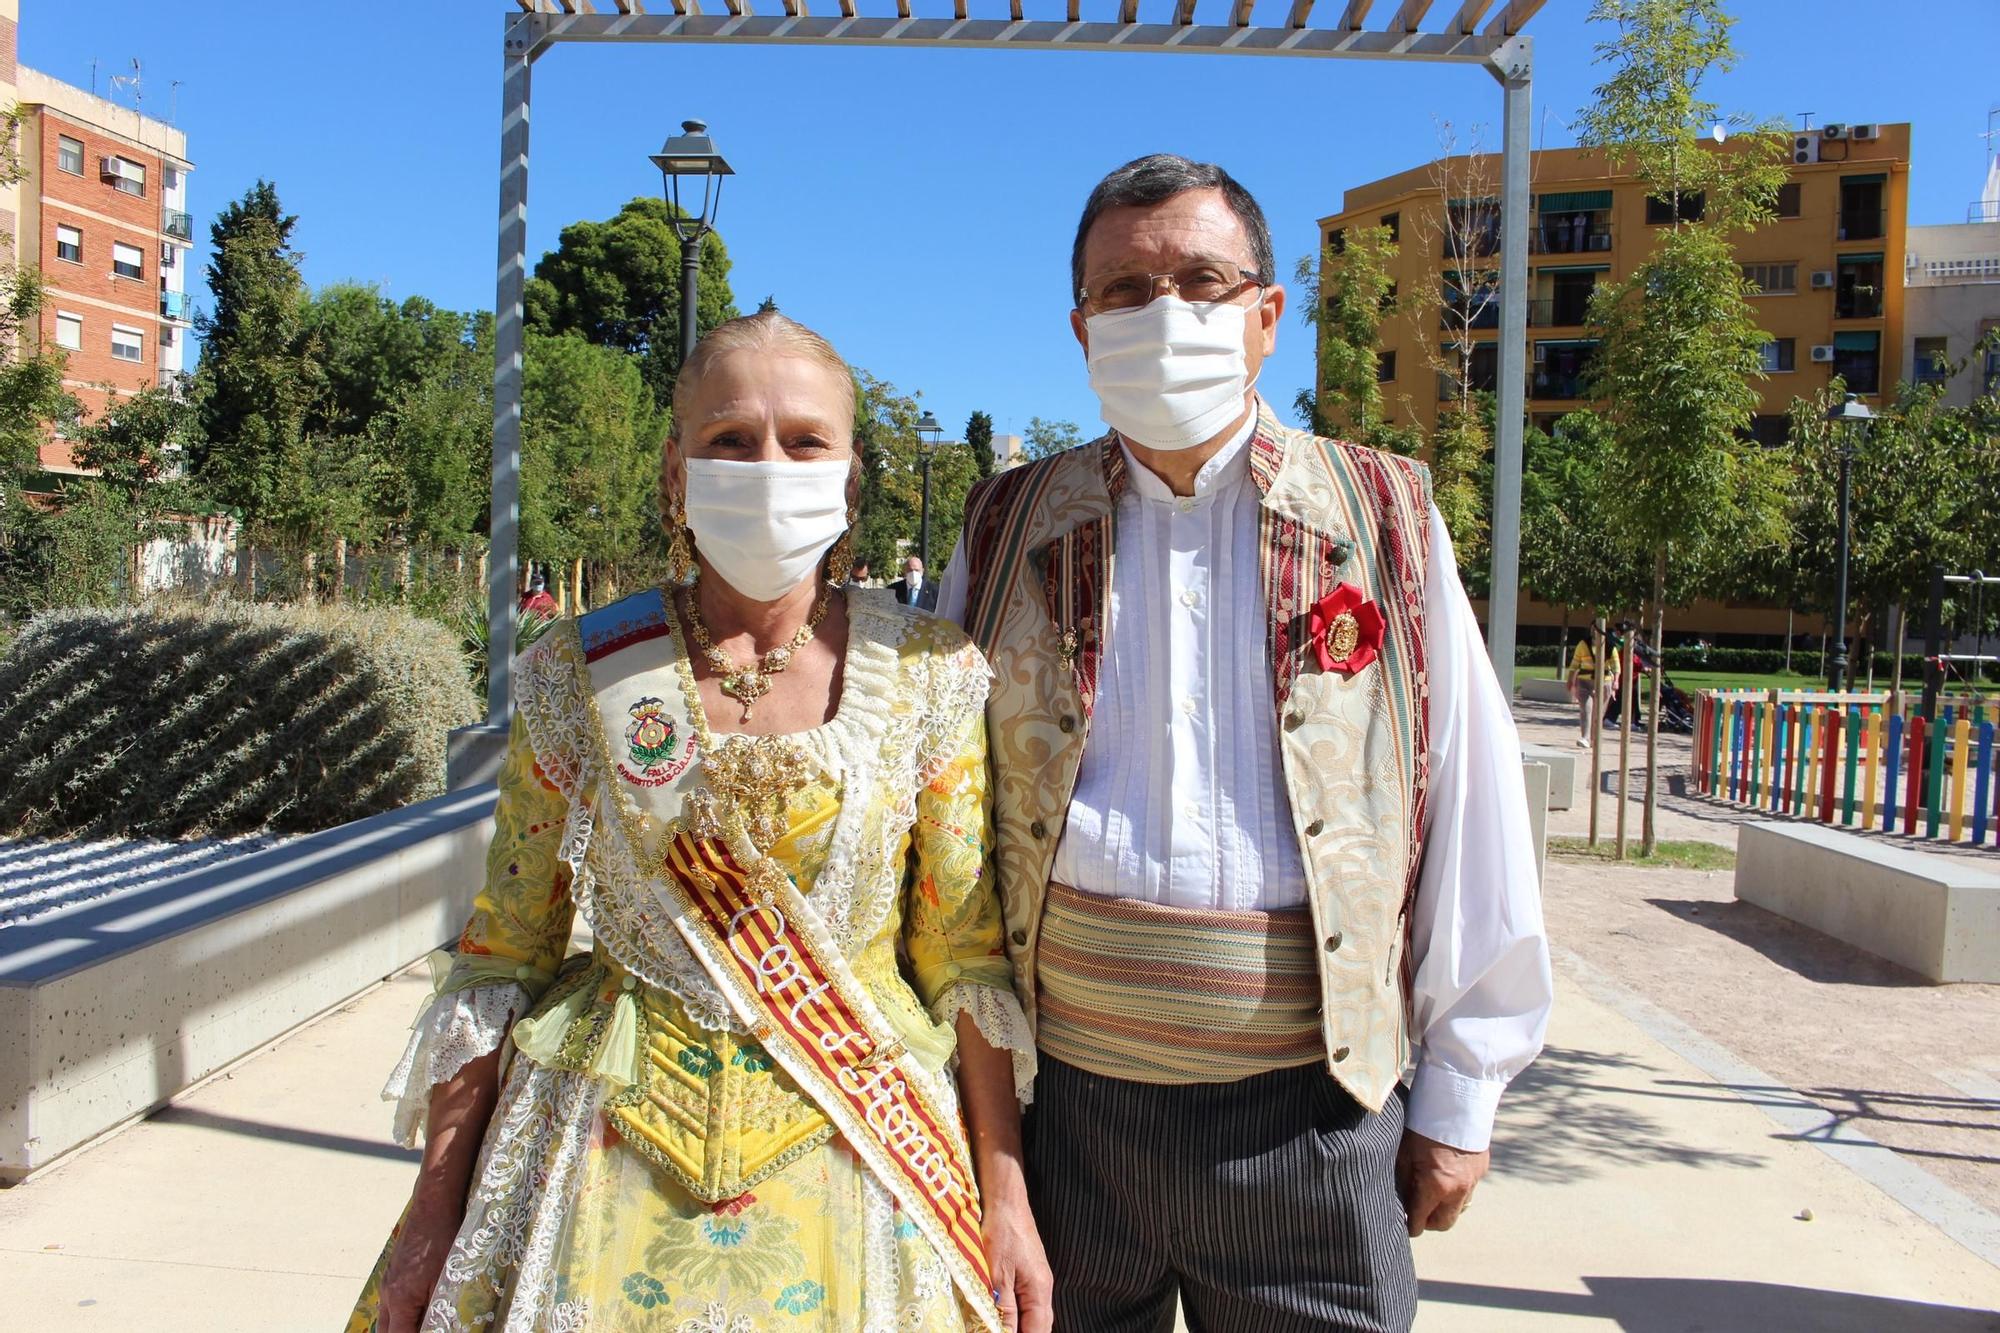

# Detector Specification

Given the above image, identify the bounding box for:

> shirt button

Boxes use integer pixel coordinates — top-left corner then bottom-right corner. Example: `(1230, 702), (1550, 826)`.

(1306, 818), (1326, 837)
(1183, 800), (1200, 819)
(1333, 1045), (1352, 1063)
(1324, 931), (1343, 952)
(1030, 820), (1048, 839)
(1180, 589), (1200, 608)
(1177, 498), (1195, 513)
(1181, 697), (1198, 717)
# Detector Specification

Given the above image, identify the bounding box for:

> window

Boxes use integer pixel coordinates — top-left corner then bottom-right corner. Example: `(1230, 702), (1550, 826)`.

(1380, 282), (1397, 313)
(1438, 342), (1499, 398)
(1377, 350), (1396, 382)
(1912, 336), (1948, 385)
(161, 323), (175, 348)
(107, 156), (146, 197)
(160, 242), (175, 269)
(1748, 415), (1790, 448)
(1832, 331), (1881, 395)
(111, 325), (144, 362)
(1533, 341), (1598, 399)
(1758, 338), (1796, 373)
(55, 312), (82, 351)
(1380, 212), (1400, 243)
(1838, 176), (1885, 241)
(1327, 227), (1346, 255)
(57, 135), (83, 175)
(55, 224), (81, 264)
(1445, 200), (1502, 258)
(1742, 262), (1797, 294)
(1776, 182), (1802, 218)
(1836, 254), (1885, 319)
(112, 241), (144, 281)
(164, 165), (179, 191)
(1645, 192), (1706, 225)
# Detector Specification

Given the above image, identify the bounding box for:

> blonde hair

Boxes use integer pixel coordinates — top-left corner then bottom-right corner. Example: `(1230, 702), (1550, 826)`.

(669, 310), (851, 434)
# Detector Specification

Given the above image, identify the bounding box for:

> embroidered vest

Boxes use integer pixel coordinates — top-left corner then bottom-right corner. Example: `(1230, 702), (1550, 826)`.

(959, 404), (1433, 1112)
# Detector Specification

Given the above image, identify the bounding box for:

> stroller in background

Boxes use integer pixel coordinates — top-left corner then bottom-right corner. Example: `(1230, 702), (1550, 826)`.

(1603, 636), (1696, 734)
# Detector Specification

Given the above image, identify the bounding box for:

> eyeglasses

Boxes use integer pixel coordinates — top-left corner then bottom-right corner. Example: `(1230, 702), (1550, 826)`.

(1076, 260), (1266, 314)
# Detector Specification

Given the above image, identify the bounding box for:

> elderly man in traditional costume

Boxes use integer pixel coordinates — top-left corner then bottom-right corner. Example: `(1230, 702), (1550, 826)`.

(937, 155), (1553, 1332)
(355, 312), (1052, 1333)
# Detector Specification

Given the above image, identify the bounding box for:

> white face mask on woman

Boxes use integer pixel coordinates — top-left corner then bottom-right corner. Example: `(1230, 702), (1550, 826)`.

(682, 457), (850, 602)
(1084, 295), (1260, 452)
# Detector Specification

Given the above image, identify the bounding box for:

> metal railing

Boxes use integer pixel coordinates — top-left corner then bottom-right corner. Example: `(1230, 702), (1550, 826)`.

(1439, 302), (1501, 331)
(162, 208), (193, 241)
(1835, 286), (1885, 320)
(1529, 220), (1612, 255)
(1837, 207), (1886, 241)
(1527, 297), (1594, 328)
(160, 290), (193, 322)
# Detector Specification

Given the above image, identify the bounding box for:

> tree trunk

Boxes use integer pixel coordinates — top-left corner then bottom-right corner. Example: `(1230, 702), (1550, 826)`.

(572, 558), (585, 616)
(1589, 616), (1606, 848)
(1644, 548), (1666, 856)
(1559, 605), (1571, 678)
(1888, 602), (1906, 714)
(332, 535), (347, 603)
(303, 548), (318, 604)
(1784, 607), (1793, 673)
(1616, 617), (1635, 861)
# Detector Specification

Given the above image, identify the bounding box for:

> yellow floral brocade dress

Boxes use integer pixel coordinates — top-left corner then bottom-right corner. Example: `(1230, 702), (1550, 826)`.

(348, 589), (1032, 1333)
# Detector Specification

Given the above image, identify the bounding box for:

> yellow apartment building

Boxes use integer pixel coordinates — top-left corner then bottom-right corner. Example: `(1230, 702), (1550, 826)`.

(1316, 123), (1911, 447)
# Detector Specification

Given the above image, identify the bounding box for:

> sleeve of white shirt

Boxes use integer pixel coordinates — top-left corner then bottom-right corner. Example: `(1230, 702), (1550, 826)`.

(935, 531), (971, 629)
(1405, 504), (1554, 1153)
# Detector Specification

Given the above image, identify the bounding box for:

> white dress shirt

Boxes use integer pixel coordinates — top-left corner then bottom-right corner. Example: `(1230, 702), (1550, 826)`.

(937, 419), (1552, 1152)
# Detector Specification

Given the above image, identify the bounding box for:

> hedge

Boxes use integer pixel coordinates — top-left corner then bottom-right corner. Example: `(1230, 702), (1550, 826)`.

(0, 602), (480, 840)
(1516, 642), (1956, 679)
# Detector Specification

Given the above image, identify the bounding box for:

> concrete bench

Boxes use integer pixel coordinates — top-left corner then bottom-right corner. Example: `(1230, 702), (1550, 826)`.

(1521, 743), (1577, 810)
(1518, 676), (1574, 705)
(1734, 822), (2000, 983)
(0, 786), (497, 1181)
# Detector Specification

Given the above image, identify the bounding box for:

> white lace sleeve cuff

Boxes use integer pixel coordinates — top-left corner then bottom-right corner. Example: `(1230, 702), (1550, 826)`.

(934, 982), (1038, 1108)
(382, 982), (530, 1146)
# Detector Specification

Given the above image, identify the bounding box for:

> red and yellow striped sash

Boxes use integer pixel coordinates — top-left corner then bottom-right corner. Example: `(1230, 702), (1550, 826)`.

(660, 832), (998, 1328)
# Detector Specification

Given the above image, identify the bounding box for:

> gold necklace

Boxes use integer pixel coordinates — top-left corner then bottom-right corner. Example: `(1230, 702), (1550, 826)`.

(681, 582), (830, 721)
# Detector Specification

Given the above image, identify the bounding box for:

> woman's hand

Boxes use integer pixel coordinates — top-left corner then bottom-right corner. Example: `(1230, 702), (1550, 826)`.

(376, 1190), (463, 1333)
(983, 1188), (1054, 1333)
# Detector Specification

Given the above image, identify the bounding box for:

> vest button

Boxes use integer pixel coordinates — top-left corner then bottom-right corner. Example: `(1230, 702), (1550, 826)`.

(1324, 932), (1343, 952)
(1284, 710), (1304, 730)
(1010, 929), (1028, 946)
(1306, 818), (1325, 837)
(1333, 1045), (1351, 1063)
(1030, 820), (1048, 839)
(1058, 715), (1075, 734)
(1331, 541), (1354, 567)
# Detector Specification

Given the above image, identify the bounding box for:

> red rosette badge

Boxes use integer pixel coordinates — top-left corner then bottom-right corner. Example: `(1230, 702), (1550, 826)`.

(1307, 581), (1385, 675)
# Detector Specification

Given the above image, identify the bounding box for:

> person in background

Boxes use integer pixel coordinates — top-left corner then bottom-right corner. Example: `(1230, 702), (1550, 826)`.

(1566, 624), (1617, 748)
(890, 554), (939, 610)
(520, 573), (557, 617)
(848, 557), (873, 586)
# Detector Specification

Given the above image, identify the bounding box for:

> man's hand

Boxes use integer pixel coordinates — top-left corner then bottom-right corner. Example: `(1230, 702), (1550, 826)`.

(1396, 1130), (1489, 1237)
(983, 1192), (1054, 1333)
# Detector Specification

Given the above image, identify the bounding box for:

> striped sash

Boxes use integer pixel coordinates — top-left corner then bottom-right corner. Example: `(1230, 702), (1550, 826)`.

(659, 832), (999, 1331)
(1035, 880), (1322, 1084)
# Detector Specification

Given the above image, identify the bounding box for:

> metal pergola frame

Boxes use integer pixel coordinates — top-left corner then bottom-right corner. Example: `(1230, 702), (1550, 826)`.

(485, 0), (1546, 721)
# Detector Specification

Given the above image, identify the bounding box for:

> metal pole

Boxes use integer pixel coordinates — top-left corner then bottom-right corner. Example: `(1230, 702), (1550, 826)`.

(919, 449), (934, 570)
(1922, 564), (1945, 723)
(488, 17), (539, 725)
(1485, 41), (1531, 676)
(679, 231), (702, 368)
(1828, 441), (1852, 693)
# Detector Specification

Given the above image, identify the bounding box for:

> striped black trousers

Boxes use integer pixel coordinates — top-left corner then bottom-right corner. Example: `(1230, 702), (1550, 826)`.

(1025, 1056), (1417, 1333)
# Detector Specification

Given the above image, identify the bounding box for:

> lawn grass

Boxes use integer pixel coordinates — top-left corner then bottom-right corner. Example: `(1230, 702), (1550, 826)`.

(1547, 835), (1736, 871)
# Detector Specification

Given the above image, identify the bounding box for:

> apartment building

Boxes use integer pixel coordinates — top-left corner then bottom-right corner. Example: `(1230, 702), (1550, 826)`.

(1904, 178), (2000, 408)
(0, 6), (192, 476)
(1314, 124), (1911, 446)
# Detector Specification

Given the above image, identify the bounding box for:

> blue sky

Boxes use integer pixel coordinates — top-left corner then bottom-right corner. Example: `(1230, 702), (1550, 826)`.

(23, 0), (1999, 437)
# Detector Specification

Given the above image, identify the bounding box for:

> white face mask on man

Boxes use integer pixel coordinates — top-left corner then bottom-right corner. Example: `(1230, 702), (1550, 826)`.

(1084, 294), (1260, 452)
(682, 457), (850, 603)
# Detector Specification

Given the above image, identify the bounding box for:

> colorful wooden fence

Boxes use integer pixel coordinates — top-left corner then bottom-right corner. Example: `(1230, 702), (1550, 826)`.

(1692, 691), (2000, 848)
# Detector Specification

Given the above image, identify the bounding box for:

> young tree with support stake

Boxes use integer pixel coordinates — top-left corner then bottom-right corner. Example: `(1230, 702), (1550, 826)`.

(1574, 0), (1793, 856)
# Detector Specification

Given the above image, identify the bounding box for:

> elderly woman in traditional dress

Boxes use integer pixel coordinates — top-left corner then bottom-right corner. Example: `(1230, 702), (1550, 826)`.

(351, 312), (1051, 1333)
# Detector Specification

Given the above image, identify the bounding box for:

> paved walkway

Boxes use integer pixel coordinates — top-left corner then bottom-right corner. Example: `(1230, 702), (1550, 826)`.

(4, 954), (1998, 1332)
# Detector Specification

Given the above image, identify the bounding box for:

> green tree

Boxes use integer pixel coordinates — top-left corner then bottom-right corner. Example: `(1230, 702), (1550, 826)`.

(373, 310), (494, 551)
(301, 285), (472, 440)
(1520, 409), (1652, 629)
(964, 409), (996, 481)
(1022, 416), (1083, 461)
(1293, 225), (1422, 456)
(1575, 0), (1793, 853)
(0, 269), (81, 583)
(192, 180), (322, 533)
(525, 197), (738, 409)
(1430, 395), (1491, 591)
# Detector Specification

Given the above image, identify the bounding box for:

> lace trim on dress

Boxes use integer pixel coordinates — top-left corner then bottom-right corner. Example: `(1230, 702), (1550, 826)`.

(383, 982), (530, 1146)
(931, 981), (1038, 1108)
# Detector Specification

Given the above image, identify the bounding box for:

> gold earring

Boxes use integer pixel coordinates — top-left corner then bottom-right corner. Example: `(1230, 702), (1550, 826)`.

(824, 507), (858, 587)
(667, 495), (695, 585)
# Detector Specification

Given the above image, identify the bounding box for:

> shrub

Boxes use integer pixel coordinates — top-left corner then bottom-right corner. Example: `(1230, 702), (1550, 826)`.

(0, 601), (480, 839)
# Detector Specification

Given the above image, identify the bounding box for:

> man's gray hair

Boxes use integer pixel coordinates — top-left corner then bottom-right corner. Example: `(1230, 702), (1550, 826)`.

(1069, 154), (1275, 305)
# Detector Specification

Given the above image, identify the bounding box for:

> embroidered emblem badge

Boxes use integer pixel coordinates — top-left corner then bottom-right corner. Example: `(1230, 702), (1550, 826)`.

(1307, 582), (1386, 675)
(619, 695), (697, 787)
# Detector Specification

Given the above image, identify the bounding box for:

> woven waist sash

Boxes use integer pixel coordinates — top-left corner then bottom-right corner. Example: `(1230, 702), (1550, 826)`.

(1035, 880), (1323, 1085)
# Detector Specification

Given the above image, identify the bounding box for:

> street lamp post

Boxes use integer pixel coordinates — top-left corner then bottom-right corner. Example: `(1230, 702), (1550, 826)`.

(1825, 393), (1875, 693)
(916, 410), (942, 569)
(650, 119), (734, 368)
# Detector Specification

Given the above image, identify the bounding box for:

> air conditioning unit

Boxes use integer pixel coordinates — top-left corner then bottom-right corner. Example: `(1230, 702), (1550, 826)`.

(1793, 134), (1819, 165)
(1810, 344), (1836, 363)
(1851, 124), (1879, 141)
(1810, 270), (1836, 289)
(1587, 231), (1612, 252)
(1821, 123), (1847, 141)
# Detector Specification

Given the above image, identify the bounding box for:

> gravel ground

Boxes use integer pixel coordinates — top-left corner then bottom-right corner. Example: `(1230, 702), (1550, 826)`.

(0, 834), (281, 929)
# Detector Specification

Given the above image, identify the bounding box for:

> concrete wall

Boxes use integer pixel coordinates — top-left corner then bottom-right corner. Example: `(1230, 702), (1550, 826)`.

(0, 786), (496, 1181)
(1735, 821), (2000, 983)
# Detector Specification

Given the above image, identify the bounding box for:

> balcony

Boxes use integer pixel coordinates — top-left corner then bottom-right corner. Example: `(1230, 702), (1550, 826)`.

(1530, 219), (1613, 255)
(1440, 302), (1501, 331)
(1528, 296), (1595, 328)
(1837, 208), (1886, 242)
(160, 290), (193, 322)
(162, 209), (193, 242)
